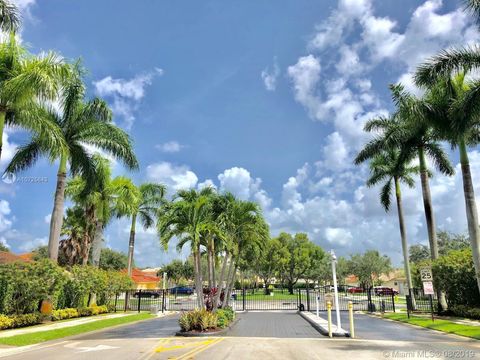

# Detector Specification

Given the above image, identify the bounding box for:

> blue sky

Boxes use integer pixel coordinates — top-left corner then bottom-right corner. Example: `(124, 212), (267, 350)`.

(0, 0), (479, 267)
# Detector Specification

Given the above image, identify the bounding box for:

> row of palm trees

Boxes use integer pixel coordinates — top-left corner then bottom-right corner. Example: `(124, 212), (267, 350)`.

(0, 1), (269, 311)
(355, 0), (480, 311)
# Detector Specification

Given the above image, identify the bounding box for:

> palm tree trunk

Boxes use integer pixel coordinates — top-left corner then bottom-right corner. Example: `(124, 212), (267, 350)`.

(206, 239), (213, 288)
(459, 140), (480, 294)
(193, 247), (204, 309)
(127, 214), (136, 276)
(213, 252), (229, 309)
(91, 219), (103, 267)
(394, 177), (415, 308)
(418, 147), (448, 311)
(224, 262), (237, 308)
(211, 239), (216, 287)
(223, 258), (235, 307)
(0, 111), (5, 161)
(48, 153), (68, 262)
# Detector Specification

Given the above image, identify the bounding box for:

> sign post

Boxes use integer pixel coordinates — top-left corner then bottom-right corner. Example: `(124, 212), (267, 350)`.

(421, 267), (435, 322)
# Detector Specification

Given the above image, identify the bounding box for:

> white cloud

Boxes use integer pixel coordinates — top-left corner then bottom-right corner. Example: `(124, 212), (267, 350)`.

(218, 167), (263, 201)
(146, 162), (198, 191)
(0, 200), (12, 232)
(261, 58), (280, 91)
(44, 213), (51, 224)
(18, 236), (47, 252)
(155, 141), (184, 153)
(93, 69), (163, 129)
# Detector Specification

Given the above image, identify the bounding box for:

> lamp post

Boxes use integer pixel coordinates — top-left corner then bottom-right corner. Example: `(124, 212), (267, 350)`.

(330, 249), (342, 330)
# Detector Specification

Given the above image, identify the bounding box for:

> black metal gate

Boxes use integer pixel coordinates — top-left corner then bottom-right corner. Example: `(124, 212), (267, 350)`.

(112, 285), (396, 313)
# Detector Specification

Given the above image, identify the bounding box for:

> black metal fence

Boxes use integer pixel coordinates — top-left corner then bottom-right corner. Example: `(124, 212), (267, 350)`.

(406, 288), (437, 315)
(112, 285), (396, 313)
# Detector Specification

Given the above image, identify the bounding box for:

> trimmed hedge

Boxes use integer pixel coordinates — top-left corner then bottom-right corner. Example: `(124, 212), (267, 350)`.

(0, 305), (109, 330)
(449, 305), (480, 320)
(0, 313), (43, 330)
(216, 307), (235, 328)
(179, 309), (218, 332)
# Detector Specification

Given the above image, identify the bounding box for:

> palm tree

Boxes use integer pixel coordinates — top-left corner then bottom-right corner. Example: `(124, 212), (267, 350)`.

(355, 85), (454, 310)
(0, 1), (20, 32)
(158, 188), (220, 309)
(66, 155), (139, 267)
(415, 70), (480, 293)
(60, 206), (91, 266)
(127, 183), (166, 276)
(5, 65), (138, 262)
(358, 147), (418, 300)
(0, 35), (68, 161)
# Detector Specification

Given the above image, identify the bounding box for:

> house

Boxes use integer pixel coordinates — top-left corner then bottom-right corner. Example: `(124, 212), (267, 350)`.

(124, 268), (160, 290)
(379, 269), (408, 295)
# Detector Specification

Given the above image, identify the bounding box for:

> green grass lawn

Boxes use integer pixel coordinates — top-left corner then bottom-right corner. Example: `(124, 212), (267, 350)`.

(0, 312), (154, 347)
(383, 313), (480, 340)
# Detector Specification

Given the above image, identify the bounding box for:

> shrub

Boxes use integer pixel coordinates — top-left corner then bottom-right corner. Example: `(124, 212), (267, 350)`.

(178, 309), (218, 332)
(0, 260), (67, 315)
(0, 314), (14, 330)
(432, 249), (480, 308)
(10, 313), (43, 328)
(449, 305), (480, 320)
(51, 308), (79, 321)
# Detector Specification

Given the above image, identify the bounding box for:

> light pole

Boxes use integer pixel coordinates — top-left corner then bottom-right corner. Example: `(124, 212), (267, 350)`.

(330, 249), (342, 330)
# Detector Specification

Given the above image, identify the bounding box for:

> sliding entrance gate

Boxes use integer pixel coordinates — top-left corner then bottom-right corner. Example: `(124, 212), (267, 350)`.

(112, 285), (395, 313)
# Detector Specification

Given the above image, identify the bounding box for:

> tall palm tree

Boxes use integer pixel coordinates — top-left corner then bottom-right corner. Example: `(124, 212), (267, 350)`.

(415, 70), (480, 293)
(0, 35), (68, 161)
(127, 183), (166, 276)
(158, 187), (220, 309)
(66, 155), (139, 267)
(359, 147), (418, 300)
(0, 1), (20, 32)
(5, 65), (138, 262)
(355, 85), (454, 310)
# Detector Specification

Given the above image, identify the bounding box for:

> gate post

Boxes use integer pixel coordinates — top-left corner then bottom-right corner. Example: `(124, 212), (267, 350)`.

(137, 290), (142, 313)
(367, 287), (374, 312)
(242, 288), (246, 311)
(391, 292), (395, 313)
(162, 289), (165, 313)
(114, 293), (118, 313)
(124, 291), (128, 312)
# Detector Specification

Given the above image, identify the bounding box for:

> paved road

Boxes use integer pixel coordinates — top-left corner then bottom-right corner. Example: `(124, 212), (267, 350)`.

(1, 311), (478, 359)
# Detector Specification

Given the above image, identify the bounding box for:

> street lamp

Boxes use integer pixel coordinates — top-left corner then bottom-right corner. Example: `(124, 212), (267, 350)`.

(330, 249), (342, 330)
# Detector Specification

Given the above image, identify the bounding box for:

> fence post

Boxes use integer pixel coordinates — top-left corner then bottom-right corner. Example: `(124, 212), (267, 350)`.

(306, 287), (310, 312)
(137, 290), (142, 313)
(124, 291), (128, 312)
(391, 293), (395, 313)
(162, 289), (165, 313)
(367, 287), (373, 312)
(242, 288), (246, 311)
(114, 293), (118, 313)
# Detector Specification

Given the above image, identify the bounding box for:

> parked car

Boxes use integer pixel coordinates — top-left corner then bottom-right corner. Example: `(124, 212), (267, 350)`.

(347, 287), (364, 294)
(134, 290), (161, 298)
(374, 287), (399, 296)
(171, 286), (194, 295)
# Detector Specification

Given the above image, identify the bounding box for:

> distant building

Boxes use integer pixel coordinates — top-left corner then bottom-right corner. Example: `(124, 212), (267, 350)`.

(0, 251), (32, 265)
(123, 268), (160, 289)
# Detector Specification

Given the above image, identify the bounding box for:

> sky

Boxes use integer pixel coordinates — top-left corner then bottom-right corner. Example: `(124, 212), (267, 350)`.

(0, 0), (479, 267)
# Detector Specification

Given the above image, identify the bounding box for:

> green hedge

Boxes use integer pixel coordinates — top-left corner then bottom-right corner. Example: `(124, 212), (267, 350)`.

(0, 313), (43, 330)
(216, 307), (235, 328)
(179, 309), (218, 332)
(449, 305), (480, 320)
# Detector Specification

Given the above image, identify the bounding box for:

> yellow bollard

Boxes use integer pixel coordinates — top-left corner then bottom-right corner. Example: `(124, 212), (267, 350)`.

(327, 300), (332, 338)
(348, 301), (355, 339)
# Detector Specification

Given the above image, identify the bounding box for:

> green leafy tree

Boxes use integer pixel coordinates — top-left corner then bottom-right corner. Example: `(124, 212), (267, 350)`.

(99, 248), (129, 271)
(410, 231), (471, 264)
(255, 237), (289, 294)
(347, 250), (392, 288)
(276, 232), (319, 294)
(0, 242), (8, 252)
(160, 259), (194, 285)
(127, 183), (165, 276)
(357, 146), (417, 297)
(6, 66), (138, 263)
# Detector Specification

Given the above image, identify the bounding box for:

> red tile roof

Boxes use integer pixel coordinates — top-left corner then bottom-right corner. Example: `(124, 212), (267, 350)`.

(122, 268), (160, 284)
(18, 253), (34, 261)
(0, 251), (28, 264)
